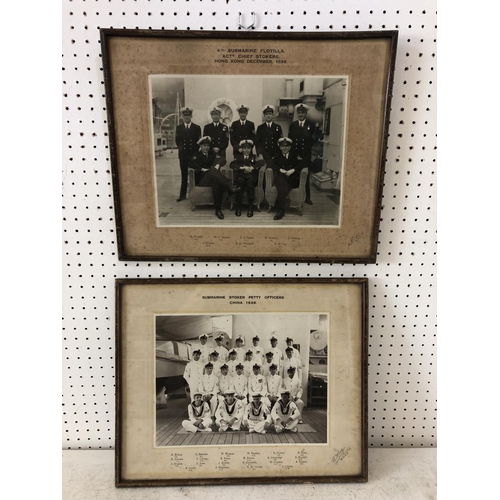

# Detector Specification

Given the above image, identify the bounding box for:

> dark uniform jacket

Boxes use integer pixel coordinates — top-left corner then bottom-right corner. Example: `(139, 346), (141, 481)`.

(255, 122), (283, 160)
(175, 123), (202, 160)
(230, 120), (256, 153)
(287, 118), (320, 161)
(269, 151), (303, 184)
(230, 153), (265, 180)
(188, 150), (227, 185)
(203, 122), (229, 155)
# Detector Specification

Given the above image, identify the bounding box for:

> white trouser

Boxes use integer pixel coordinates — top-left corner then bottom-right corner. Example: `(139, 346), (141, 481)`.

(181, 418), (213, 433)
(217, 415), (243, 431)
(246, 419), (268, 433)
(203, 395), (218, 416)
(293, 398), (304, 418)
(273, 418), (298, 433)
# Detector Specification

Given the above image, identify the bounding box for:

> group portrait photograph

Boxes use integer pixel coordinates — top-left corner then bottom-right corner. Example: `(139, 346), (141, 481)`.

(155, 313), (329, 447)
(150, 75), (348, 226)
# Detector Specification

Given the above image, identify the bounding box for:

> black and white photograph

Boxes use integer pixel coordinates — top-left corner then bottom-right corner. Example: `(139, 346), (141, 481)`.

(155, 313), (329, 447)
(150, 75), (347, 226)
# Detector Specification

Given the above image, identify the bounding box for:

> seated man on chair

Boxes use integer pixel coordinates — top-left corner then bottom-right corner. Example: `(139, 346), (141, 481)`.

(229, 139), (265, 218)
(282, 366), (305, 424)
(188, 136), (240, 220)
(267, 137), (305, 221)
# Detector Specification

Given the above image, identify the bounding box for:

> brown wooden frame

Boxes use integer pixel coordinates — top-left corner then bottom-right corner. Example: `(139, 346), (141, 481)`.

(101, 29), (398, 262)
(115, 278), (369, 486)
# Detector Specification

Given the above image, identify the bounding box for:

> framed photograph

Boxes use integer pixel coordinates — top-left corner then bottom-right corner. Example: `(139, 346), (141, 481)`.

(101, 30), (397, 262)
(115, 278), (368, 486)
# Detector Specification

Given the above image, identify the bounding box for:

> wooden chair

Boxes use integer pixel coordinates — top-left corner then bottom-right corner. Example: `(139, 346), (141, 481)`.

(228, 167), (266, 211)
(187, 167), (228, 210)
(264, 167), (309, 215)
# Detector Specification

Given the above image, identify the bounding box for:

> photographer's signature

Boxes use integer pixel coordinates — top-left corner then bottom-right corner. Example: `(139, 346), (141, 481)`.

(332, 447), (351, 464)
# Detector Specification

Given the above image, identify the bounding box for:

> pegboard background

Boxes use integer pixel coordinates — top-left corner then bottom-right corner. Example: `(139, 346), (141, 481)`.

(62, 0), (437, 449)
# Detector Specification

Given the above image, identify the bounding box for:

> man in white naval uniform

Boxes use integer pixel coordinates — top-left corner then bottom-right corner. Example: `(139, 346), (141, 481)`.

(226, 349), (239, 377)
(243, 350), (256, 378)
(183, 349), (204, 400)
(271, 389), (300, 433)
(261, 351), (277, 377)
(198, 334), (212, 365)
(243, 392), (272, 434)
(265, 363), (282, 410)
(208, 350), (223, 377)
(232, 363), (248, 404)
(269, 335), (283, 372)
(199, 362), (219, 418)
(282, 346), (302, 380)
(181, 391), (213, 433)
(233, 336), (246, 363)
(217, 364), (235, 407)
(285, 337), (301, 362)
(213, 333), (229, 362)
(282, 367), (304, 423)
(215, 390), (245, 432)
(247, 364), (271, 407)
(249, 335), (265, 366)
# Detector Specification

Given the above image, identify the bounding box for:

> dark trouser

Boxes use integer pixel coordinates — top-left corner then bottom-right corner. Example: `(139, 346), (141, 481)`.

(179, 159), (189, 198)
(305, 168), (311, 200)
(300, 157), (312, 200)
(198, 167), (232, 208)
(275, 174), (300, 211)
(235, 175), (257, 205)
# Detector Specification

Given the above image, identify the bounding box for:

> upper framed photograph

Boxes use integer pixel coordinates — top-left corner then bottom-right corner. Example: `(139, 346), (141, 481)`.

(101, 30), (398, 262)
(115, 278), (368, 486)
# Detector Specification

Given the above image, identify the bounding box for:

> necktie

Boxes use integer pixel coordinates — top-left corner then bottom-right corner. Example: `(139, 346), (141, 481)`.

(268, 123), (271, 128)
(244, 156), (248, 160)
(241, 121), (245, 126)
(300, 122), (303, 128)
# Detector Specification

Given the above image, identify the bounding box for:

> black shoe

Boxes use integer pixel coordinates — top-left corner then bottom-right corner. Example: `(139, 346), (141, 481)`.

(247, 206), (254, 218)
(273, 211), (284, 220)
(235, 206), (242, 217)
(305, 199), (313, 205)
(176, 196), (186, 202)
(215, 209), (225, 220)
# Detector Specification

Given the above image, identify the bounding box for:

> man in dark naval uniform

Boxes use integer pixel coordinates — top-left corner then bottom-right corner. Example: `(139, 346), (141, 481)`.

(175, 107), (202, 202)
(203, 107), (229, 163)
(287, 103), (321, 205)
(230, 104), (256, 157)
(268, 137), (304, 221)
(255, 105), (283, 162)
(230, 139), (265, 218)
(188, 136), (240, 220)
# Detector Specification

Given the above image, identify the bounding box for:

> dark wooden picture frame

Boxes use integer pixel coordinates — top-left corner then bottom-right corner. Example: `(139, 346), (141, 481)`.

(115, 278), (368, 486)
(101, 30), (397, 262)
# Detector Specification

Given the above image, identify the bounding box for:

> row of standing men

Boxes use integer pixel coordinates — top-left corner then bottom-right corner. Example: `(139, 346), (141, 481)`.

(175, 103), (322, 220)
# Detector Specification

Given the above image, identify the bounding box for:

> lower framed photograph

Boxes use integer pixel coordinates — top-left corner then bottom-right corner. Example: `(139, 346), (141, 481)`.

(115, 278), (368, 486)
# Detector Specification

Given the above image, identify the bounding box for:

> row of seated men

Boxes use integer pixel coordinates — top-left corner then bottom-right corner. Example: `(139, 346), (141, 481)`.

(182, 389), (302, 434)
(175, 103), (321, 220)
